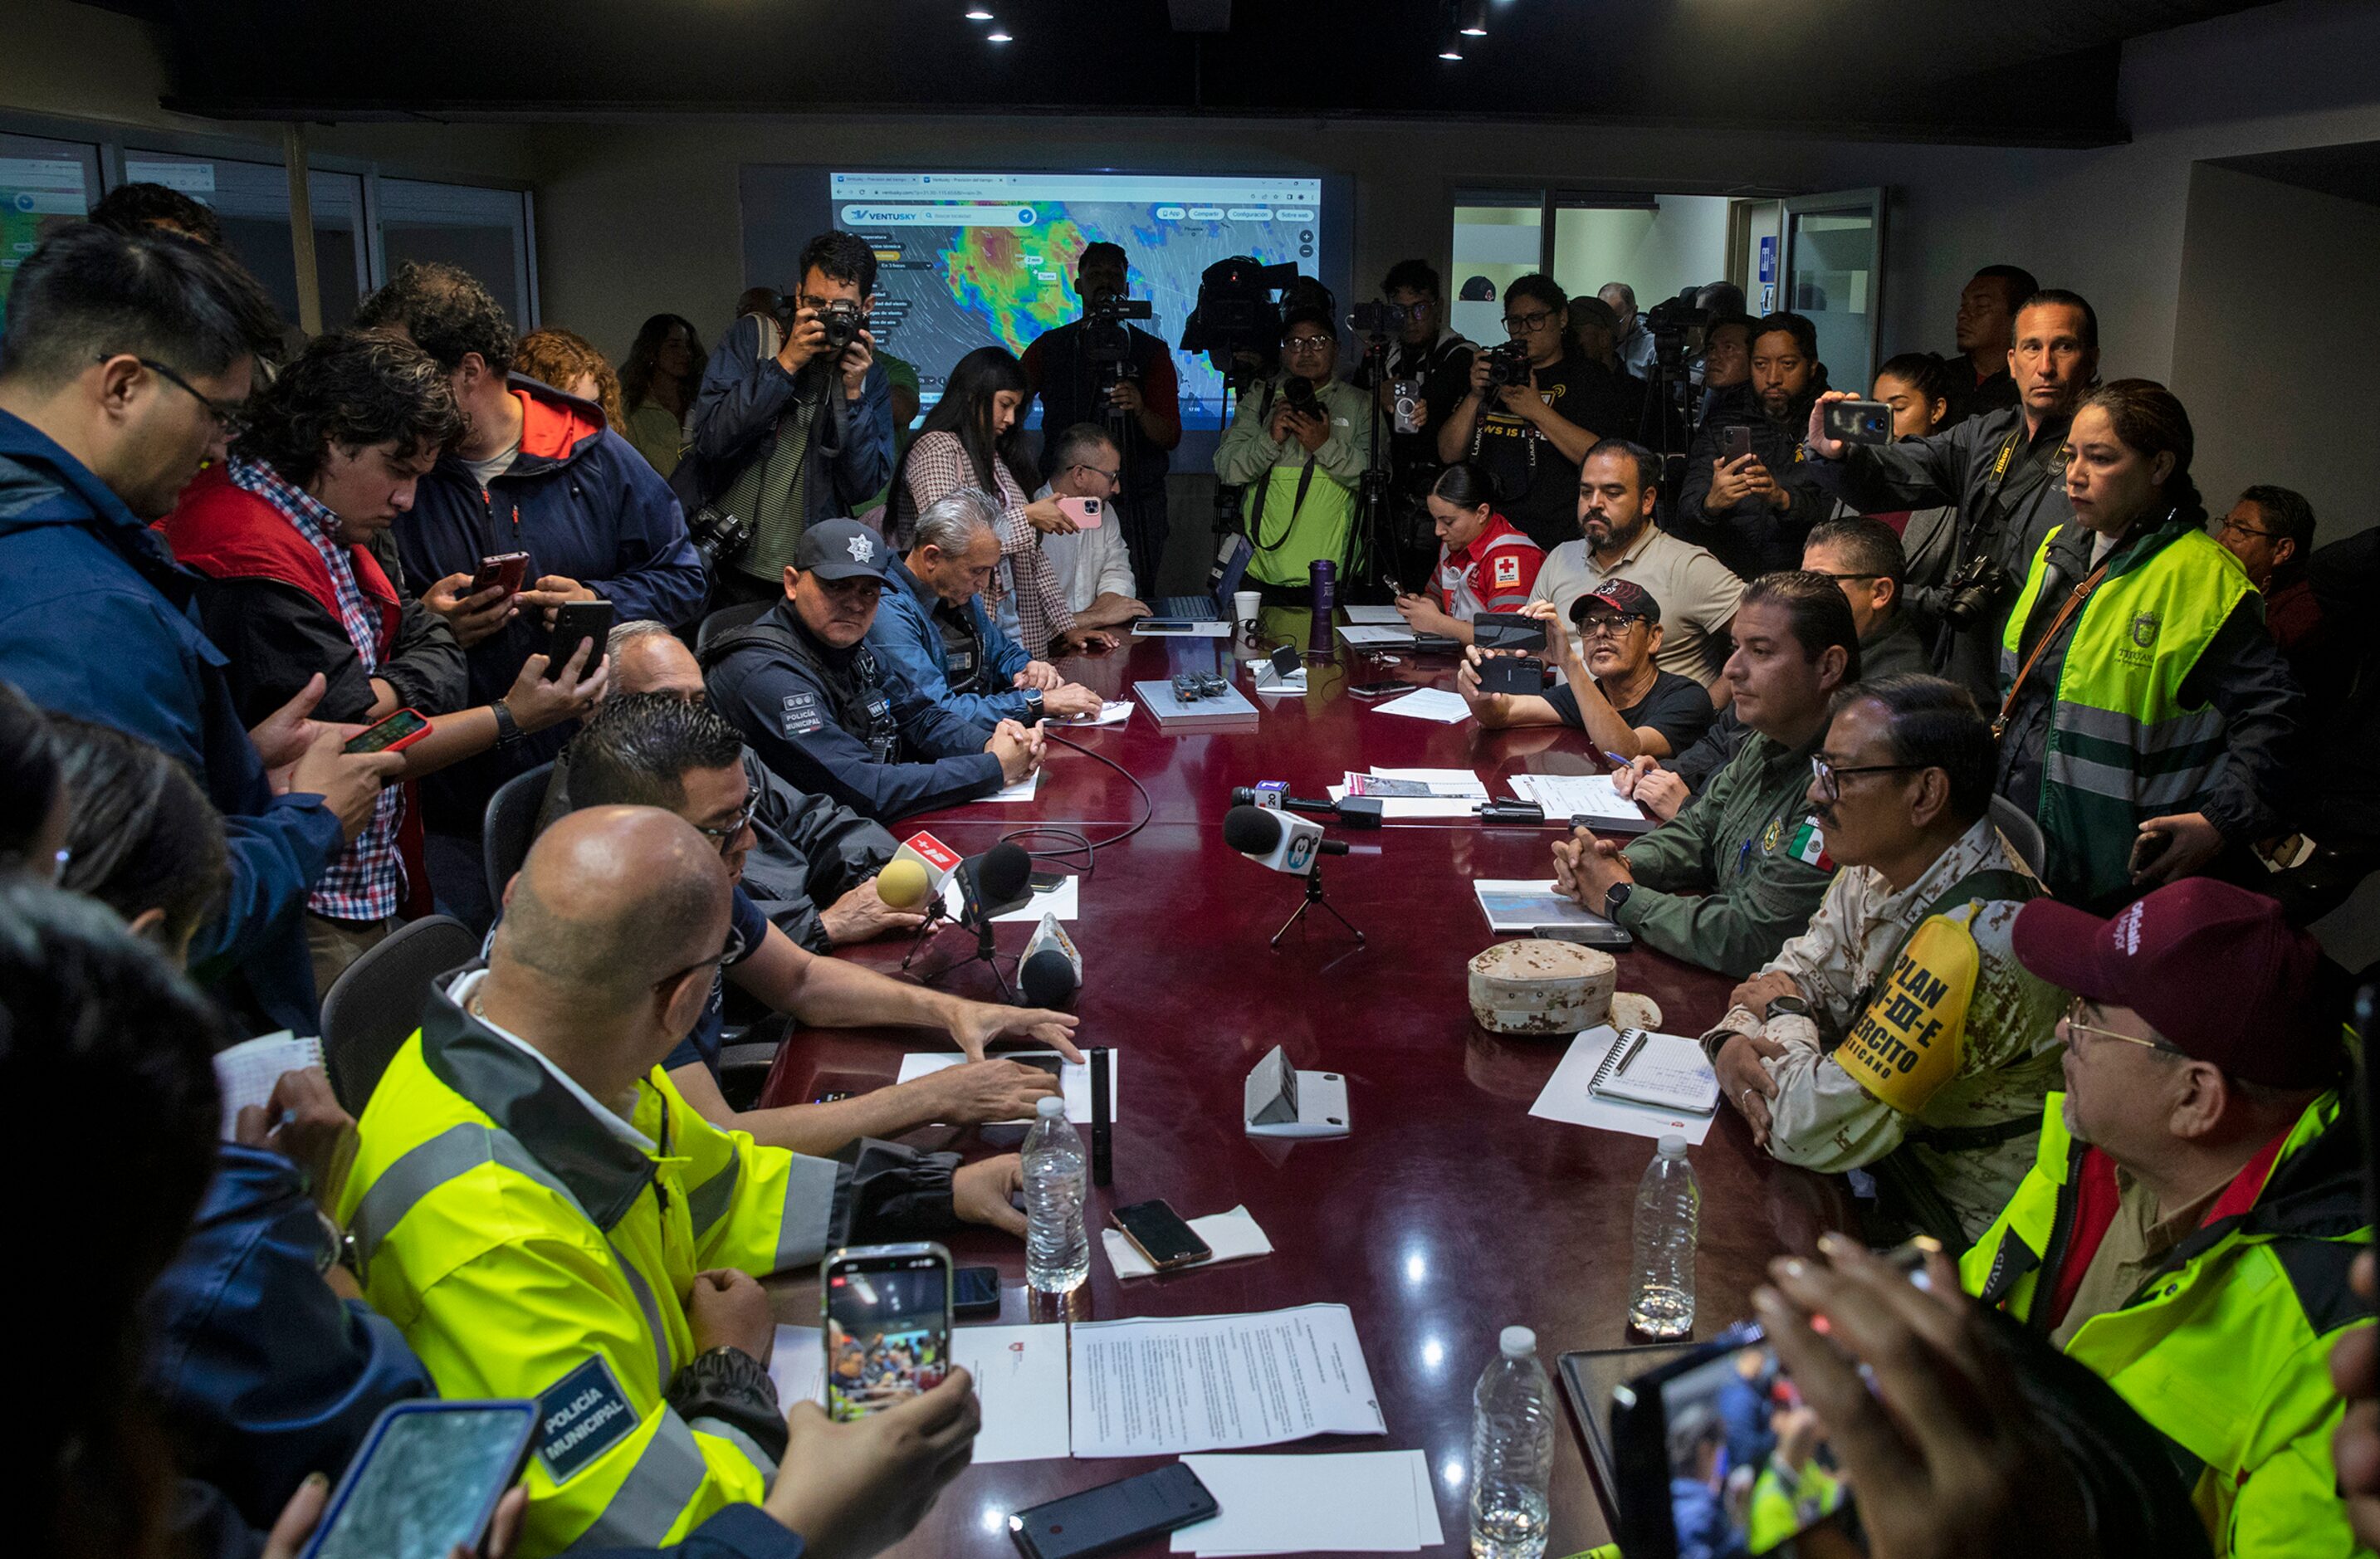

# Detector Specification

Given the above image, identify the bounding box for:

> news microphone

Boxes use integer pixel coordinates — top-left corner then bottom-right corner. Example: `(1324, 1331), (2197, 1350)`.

(1223, 803), (1346, 877)
(1227, 786), (1384, 828)
(1019, 912), (1082, 1007)
(881, 831), (964, 915)
(955, 840), (1033, 932)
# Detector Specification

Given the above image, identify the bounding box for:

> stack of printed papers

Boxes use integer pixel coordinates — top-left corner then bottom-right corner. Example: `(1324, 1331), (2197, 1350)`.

(1324, 766), (1487, 819)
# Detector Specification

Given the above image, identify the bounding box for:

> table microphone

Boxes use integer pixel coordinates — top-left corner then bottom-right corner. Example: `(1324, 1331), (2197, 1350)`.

(955, 841), (1034, 932)
(1223, 804), (1345, 877)
(1019, 912), (1082, 1007)
(877, 858), (933, 911)
(1227, 786), (1384, 828)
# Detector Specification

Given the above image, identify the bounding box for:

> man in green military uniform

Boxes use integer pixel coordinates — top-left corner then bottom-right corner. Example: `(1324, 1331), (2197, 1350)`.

(1962, 877), (2364, 1558)
(1552, 570), (1858, 977)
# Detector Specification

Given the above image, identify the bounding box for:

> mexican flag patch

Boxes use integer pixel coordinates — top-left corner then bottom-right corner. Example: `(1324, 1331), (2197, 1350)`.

(1788, 816), (1832, 871)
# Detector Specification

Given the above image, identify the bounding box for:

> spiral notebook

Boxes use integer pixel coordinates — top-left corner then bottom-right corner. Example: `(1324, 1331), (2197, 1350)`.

(1584, 1027), (1718, 1113)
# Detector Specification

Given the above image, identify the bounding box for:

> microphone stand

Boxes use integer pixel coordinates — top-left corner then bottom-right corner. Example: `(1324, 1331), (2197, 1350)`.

(899, 885), (1019, 1001)
(1269, 856), (1365, 951)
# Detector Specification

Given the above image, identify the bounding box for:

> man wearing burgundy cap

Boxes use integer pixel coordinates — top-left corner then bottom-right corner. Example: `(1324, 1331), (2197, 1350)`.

(1960, 877), (2363, 1558)
(1455, 578), (1714, 760)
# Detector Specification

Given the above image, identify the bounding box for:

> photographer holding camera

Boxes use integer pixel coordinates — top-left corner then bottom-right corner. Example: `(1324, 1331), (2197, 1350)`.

(1024, 242), (1182, 594)
(1438, 274), (1619, 552)
(1361, 260), (1473, 498)
(1806, 288), (2099, 705)
(684, 231), (896, 605)
(1214, 308), (1371, 603)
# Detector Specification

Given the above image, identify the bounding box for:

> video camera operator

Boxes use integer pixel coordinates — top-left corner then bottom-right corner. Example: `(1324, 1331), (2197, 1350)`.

(1024, 242), (1182, 594)
(683, 230), (896, 606)
(1437, 274), (1619, 553)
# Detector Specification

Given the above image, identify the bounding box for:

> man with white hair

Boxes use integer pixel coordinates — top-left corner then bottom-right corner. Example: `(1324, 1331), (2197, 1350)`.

(867, 487), (1104, 730)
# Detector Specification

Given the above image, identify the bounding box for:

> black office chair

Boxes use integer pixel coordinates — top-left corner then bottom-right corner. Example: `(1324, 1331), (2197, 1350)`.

(320, 914), (481, 1113)
(1988, 794), (2050, 880)
(696, 600), (770, 659)
(481, 760), (557, 907)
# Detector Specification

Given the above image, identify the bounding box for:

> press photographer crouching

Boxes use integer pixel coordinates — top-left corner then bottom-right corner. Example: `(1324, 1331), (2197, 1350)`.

(1214, 308), (1372, 606)
(685, 230), (896, 603)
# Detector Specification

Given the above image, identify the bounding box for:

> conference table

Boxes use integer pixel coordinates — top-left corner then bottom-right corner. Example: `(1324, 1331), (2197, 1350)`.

(759, 610), (1854, 1557)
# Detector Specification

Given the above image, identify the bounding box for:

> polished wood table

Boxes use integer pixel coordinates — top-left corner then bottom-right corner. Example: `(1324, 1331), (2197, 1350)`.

(760, 615), (1851, 1557)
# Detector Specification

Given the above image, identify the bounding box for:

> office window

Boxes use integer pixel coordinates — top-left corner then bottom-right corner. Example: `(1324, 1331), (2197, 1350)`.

(377, 178), (536, 328)
(123, 149), (369, 329)
(0, 131), (100, 321)
(1449, 189), (1545, 348)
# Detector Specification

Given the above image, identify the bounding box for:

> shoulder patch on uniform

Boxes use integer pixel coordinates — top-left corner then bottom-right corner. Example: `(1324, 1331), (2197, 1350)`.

(1493, 553), (1522, 588)
(779, 691), (826, 738)
(1787, 816), (1832, 871)
(537, 1355), (638, 1483)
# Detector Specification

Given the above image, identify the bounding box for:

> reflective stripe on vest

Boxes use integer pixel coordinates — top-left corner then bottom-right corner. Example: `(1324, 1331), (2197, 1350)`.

(574, 1409), (711, 1550)
(2000, 524), (2248, 902)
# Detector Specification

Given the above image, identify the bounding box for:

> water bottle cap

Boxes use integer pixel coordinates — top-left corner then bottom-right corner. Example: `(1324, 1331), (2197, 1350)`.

(1498, 1325), (1536, 1358)
(1658, 1134), (1688, 1157)
(1035, 1096), (1068, 1118)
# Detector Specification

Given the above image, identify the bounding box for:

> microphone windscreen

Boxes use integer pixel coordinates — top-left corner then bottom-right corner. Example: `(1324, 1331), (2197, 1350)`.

(974, 841), (1034, 907)
(1222, 804), (1283, 855)
(1020, 947), (1078, 1007)
(877, 858), (931, 909)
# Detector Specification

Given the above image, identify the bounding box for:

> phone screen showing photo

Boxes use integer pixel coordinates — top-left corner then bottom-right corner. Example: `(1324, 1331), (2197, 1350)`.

(1657, 1338), (1862, 1556)
(825, 1252), (951, 1422)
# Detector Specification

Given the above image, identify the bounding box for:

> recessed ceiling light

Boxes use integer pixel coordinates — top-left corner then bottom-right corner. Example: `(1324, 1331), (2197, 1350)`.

(1438, 39), (1464, 59)
(965, 6), (993, 17)
(987, 29), (1014, 41)
(1456, 0), (1489, 34)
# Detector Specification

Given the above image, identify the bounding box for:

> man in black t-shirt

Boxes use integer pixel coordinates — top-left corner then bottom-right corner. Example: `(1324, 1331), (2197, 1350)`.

(1357, 259), (1473, 586)
(1456, 579), (1715, 759)
(1437, 273), (1622, 551)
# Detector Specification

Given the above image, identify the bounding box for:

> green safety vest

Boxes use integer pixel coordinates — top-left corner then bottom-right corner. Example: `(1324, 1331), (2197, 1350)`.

(1959, 1092), (2371, 1557)
(1998, 519), (2250, 905)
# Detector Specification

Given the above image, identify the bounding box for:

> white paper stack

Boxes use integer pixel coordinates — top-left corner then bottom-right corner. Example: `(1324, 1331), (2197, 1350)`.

(1340, 604), (1407, 626)
(1508, 770), (1657, 833)
(1529, 1024), (1720, 1145)
(1170, 1449), (1446, 1555)
(1053, 700), (1135, 727)
(1335, 623), (1415, 647)
(1323, 765), (1488, 818)
(1069, 1304), (1385, 1457)
(1370, 687), (1471, 723)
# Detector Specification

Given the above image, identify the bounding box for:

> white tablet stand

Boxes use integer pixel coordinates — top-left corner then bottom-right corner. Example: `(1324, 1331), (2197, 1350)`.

(1243, 1044), (1351, 1140)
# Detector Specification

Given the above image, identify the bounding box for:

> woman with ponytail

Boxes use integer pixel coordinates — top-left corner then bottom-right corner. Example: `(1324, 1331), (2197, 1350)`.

(1991, 378), (2299, 907)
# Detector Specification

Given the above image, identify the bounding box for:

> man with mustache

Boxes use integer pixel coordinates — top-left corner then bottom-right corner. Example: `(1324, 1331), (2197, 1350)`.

(1702, 673), (2065, 1248)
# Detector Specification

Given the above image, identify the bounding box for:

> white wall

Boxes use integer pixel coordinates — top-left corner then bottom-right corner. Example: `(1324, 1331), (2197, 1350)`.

(1549, 196), (1731, 320)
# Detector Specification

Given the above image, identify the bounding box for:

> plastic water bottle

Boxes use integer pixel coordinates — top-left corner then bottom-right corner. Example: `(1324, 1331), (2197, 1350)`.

(1630, 1135), (1700, 1338)
(1469, 1326), (1554, 1559)
(1022, 1095), (1088, 1293)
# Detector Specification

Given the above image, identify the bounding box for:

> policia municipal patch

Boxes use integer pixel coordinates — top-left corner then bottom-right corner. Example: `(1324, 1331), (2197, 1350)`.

(537, 1356), (638, 1483)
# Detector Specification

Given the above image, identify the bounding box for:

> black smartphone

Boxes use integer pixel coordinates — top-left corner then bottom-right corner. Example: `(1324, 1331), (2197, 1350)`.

(544, 599), (613, 682)
(299, 1400), (536, 1559)
(1350, 680), (1409, 698)
(1610, 1321), (1865, 1559)
(1821, 398), (1894, 447)
(1008, 1464), (1220, 1559)
(823, 1242), (952, 1423)
(955, 1264), (1002, 1317)
(1478, 656), (1547, 696)
(1473, 612), (1548, 652)
(343, 707), (432, 755)
(2128, 828), (2172, 880)
(2357, 986), (2378, 1246)
(1111, 1198), (1213, 1272)
(1722, 424), (1755, 462)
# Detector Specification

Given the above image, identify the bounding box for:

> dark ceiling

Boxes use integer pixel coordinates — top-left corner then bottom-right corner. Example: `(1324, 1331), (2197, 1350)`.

(2211, 141), (2380, 208)
(120, 0), (2270, 145)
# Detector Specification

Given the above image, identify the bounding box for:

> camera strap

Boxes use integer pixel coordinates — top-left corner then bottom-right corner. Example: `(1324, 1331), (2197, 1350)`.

(1966, 427), (2068, 566)
(1991, 560), (2108, 740)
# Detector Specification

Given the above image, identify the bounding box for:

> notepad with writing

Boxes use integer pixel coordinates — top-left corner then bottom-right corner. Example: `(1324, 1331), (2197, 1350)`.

(1585, 1027), (1718, 1112)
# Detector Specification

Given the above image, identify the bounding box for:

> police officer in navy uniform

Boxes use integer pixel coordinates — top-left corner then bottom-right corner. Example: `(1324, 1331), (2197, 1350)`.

(701, 518), (1043, 821)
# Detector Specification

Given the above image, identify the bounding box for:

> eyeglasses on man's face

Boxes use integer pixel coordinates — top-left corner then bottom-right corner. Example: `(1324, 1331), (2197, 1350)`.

(1807, 754), (1926, 805)
(2060, 995), (2183, 1056)
(1503, 309), (1558, 335)
(1575, 613), (1644, 639)
(661, 922), (748, 992)
(1283, 335), (1336, 355)
(693, 787), (760, 853)
(108, 353), (248, 439)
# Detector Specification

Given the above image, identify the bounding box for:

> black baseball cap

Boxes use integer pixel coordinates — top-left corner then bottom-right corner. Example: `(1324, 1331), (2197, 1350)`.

(794, 519), (892, 583)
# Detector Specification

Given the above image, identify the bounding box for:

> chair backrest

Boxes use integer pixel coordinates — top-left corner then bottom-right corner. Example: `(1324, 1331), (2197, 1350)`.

(696, 599), (771, 659)
(482, 759), (557, 907)
(320, 913), (481, 1113)
(1988, 793), (2049, 880)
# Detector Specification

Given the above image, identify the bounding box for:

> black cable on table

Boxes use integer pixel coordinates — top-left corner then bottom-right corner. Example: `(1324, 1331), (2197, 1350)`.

(996, 730), (1153, 877)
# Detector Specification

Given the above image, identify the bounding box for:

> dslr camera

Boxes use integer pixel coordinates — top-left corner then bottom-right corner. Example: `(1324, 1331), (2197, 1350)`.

(1282, 377), (1322, 418)
(1940, 554), (2016, 628)
(814, 299), (863, 356)
(687, 503), (756, 574)
(1347, 299), (1415, 337)
(1481, 339), (1533, 390)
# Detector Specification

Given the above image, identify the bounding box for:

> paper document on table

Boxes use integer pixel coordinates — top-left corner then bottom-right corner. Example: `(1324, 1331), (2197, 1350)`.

(767, 1322), (1071, 1464)
(1587, 1026), (1720, 1112)
(1530, 1025), (1718, 1145)
(1370, 688), (1471, 723)
(1335, 623), (1415, 647)
(1341, 604), (1406, 625)
(1053, 700), (1135, 727)
(1326, 784), (1478, 819)
(1171, 1449), (1444, 1554)
(897, 1048), (1115, 1124)
(1368, 766), (1488, 795)
(939, 872), (1078, 924)
(984, 769), (1040, 803)
(1103, 1205), (1273, 1280)
(1069, 1303), (1385, 1457)
(213, 1032), (323, 1138)
(1508, 770), (1654, 833)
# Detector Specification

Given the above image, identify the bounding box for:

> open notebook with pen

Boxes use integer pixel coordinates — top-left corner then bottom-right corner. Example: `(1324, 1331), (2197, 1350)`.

(1585, 1027), (1719, 1113)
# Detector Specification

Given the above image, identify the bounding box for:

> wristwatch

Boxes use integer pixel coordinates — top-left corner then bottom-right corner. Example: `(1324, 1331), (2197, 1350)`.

(1603, 881), (1633, 921)
(490, 696), (525, 746)
(1024, 691), (1047, 724)
(1765, 995), (1811, 1020)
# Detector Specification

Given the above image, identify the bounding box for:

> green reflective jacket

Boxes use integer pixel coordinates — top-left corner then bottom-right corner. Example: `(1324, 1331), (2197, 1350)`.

(1961, 1092), (2372, 1557)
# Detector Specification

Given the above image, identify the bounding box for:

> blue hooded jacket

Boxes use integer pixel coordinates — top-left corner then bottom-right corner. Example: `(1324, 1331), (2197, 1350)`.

(0, 410), (341, 1034)
(865, 550), (1034, 732)
(392, 376), (706, 835)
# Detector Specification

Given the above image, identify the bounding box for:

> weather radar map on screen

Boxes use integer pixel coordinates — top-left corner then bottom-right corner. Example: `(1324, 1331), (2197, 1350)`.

(829, 172), (1322, 423)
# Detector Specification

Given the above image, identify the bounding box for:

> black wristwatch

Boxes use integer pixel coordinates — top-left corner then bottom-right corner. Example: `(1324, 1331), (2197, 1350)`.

(1765, 995), (1811, 1020)
(1024, 691), (1047, 724)
(490, 696), (525, 747)
(1604, 881), (1633, 921)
